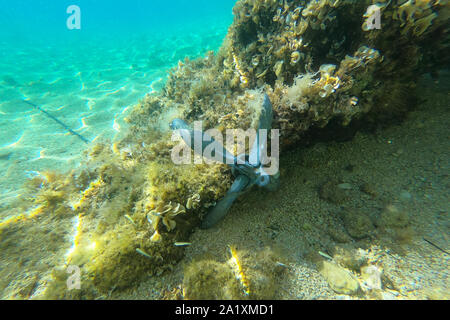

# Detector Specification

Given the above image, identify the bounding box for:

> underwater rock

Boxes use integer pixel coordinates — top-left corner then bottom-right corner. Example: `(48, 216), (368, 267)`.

(183, 246), (286, 300)
(380, 204), (410, 229)
(377, 204), (414, 244)
(361, 265), (383, 291)
(332, 247), (368, 273)
(340, 208), (375, 240)
(320, 261), (360, 295)
(183, 259), (242, 300)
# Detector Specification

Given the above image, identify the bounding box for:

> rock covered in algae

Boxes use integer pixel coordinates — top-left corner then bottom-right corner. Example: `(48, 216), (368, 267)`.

(332, 246), (368, 273)
(380, 204), (410, 229)
(377, 204), (414, 244)
(183, 260), (242, 300)
(183, 246), (287, 300)
(340, 208), (375, 240)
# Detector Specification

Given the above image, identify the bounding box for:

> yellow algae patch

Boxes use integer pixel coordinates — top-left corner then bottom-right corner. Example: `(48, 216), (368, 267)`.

(0, 214), (27, 230)
(111, 142), (121, 155)
(229, 245), (251, 296)
(0, 206), (45, 231)
(27, 205), (46, 219)
(232, 50), (249, 87)
(71, 178), (104, 211)
(150, 230), (162, 243)
(64, 213), (98, 266)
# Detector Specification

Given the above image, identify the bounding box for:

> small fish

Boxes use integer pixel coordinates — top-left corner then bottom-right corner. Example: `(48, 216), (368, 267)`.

(275, 261), (289, 268)
(25, 170), (42, 178)
(136, 248), (152, 259)
(124, 214), (136, 225)
(318, 251), (333, 260)
(0, 152), (12, 161)
(174, 242), (192, 247)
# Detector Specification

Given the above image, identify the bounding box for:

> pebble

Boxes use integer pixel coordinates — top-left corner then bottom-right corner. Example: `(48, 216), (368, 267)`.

(320, 261), (360, 295)
(400, 191), (412, 201)
(338, 183), (353, 190)
(361, 265), (382, 290)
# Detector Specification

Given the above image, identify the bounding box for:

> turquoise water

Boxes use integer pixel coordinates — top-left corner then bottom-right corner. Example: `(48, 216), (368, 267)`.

(0, 0), (236, 205)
